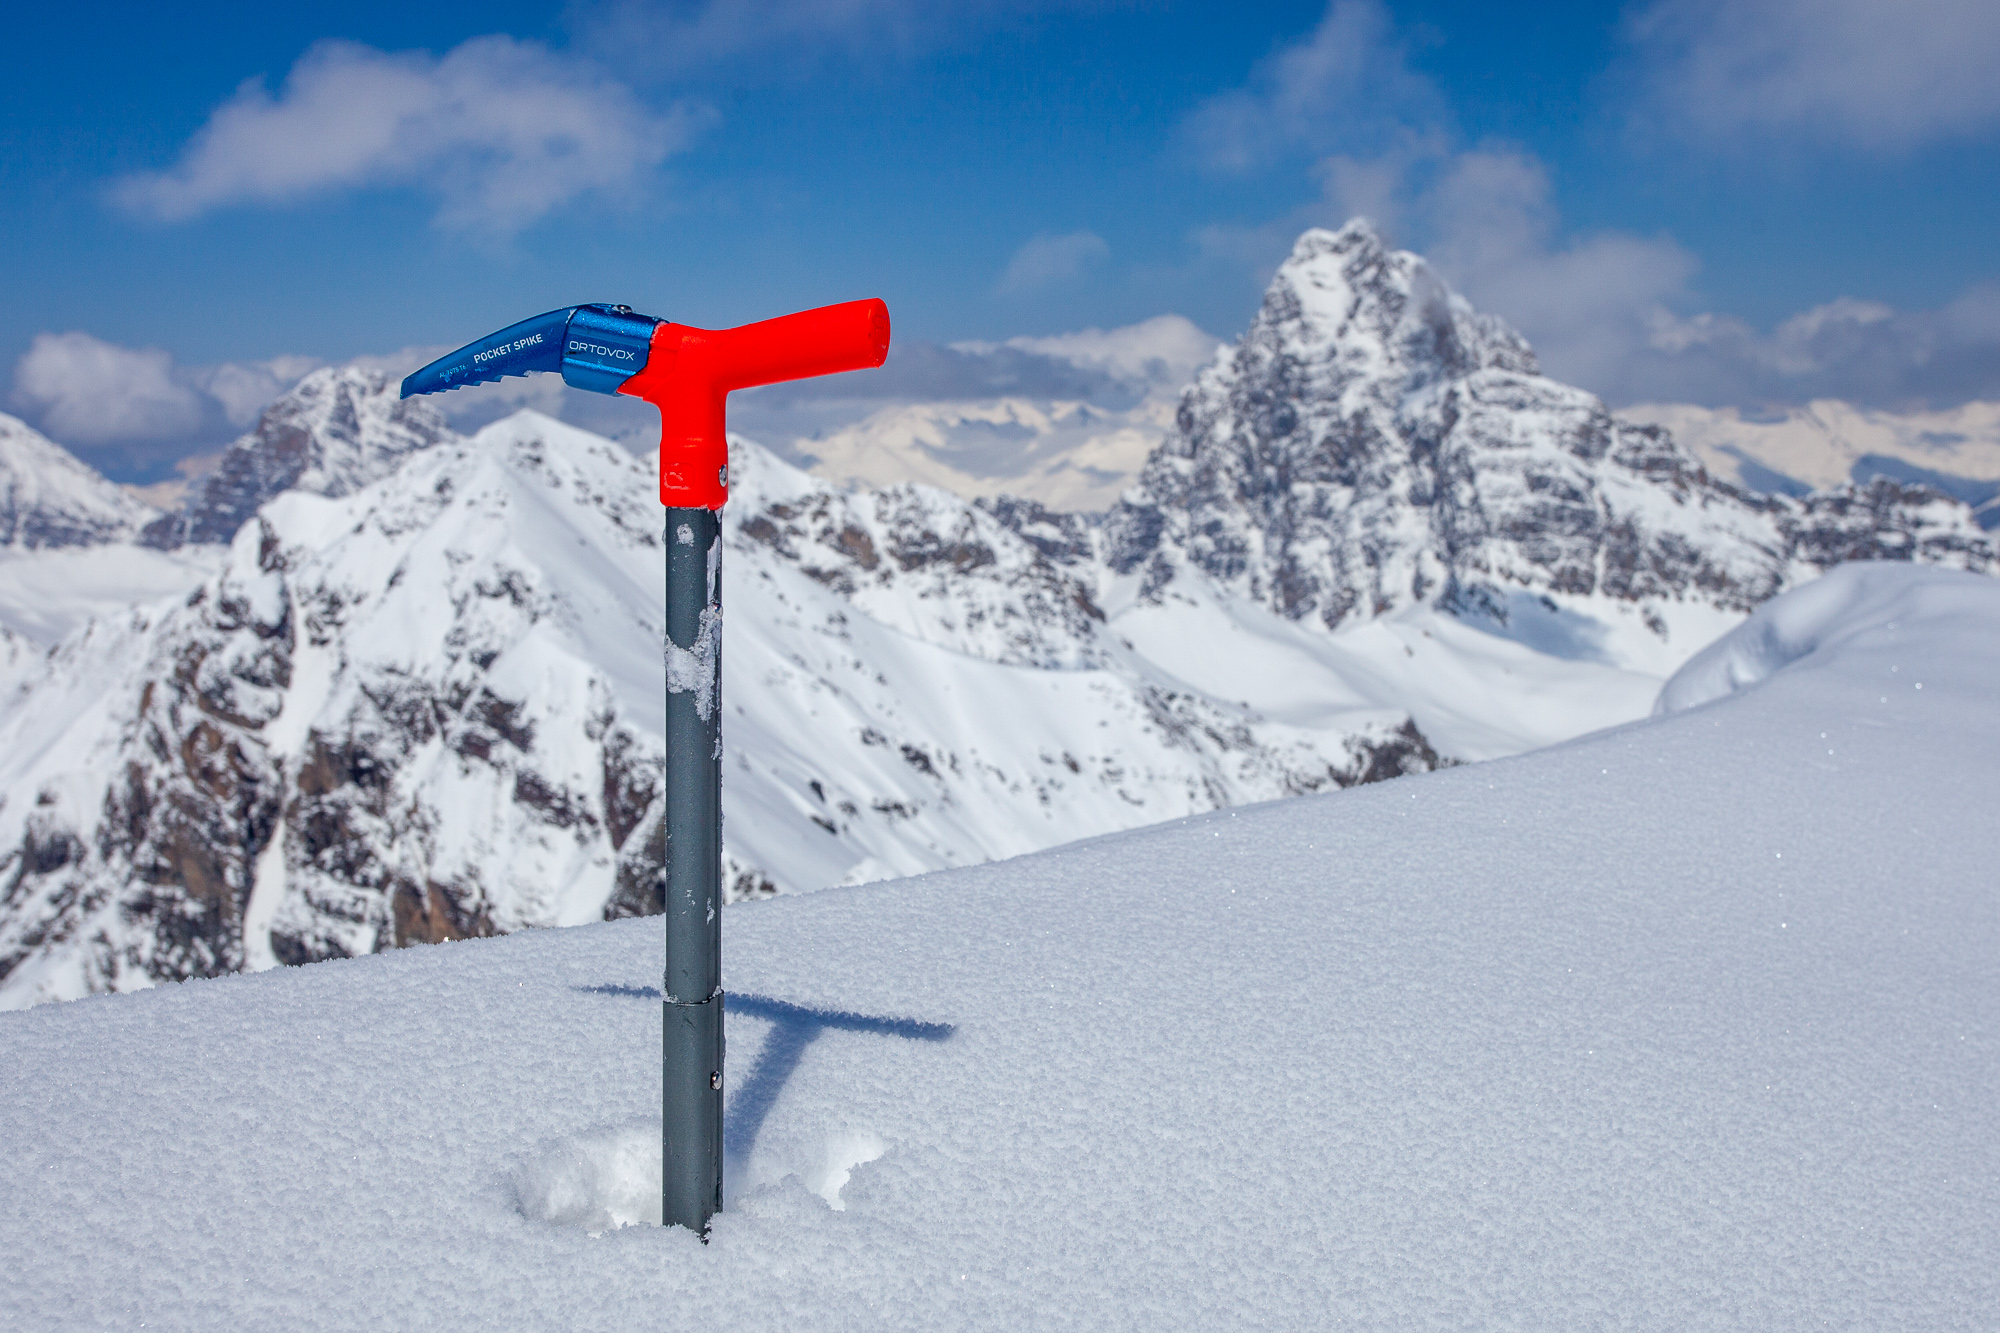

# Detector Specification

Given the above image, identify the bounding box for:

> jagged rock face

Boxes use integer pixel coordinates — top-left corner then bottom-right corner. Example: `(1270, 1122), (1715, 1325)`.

(1779, 478), (1994, 570)
(1107, 222), (1989, 633)
(0, 413), (157, 549)
(0, 414), (1447, 1006)
(734, 474), (1110, 670)
(2, 424), (665, 993)
(142, 367), (456, 549)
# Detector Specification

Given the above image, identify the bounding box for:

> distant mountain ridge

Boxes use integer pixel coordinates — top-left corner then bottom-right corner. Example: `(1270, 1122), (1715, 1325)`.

(139, 366), (457, 549)
(1623, 399), (2000, 529)
(798, 396), (1178, 513)
(0, 412), (158, 549)
(796, 316), (1220, 512)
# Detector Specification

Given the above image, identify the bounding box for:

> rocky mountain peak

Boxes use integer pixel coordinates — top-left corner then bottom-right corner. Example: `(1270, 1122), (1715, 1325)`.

(1248, 221), (1539, 403)
(142, 366), (456, 549)
(0, 413), (157, 550)
(1107, 221), (1988, 647)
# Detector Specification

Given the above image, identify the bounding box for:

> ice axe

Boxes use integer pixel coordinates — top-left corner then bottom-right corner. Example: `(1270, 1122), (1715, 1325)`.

(403, 299), (892, 1236)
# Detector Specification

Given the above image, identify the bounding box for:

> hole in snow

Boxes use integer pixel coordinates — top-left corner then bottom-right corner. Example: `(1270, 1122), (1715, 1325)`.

(512, 1120), (660, 1233)
(510, 1121), (888, 1230)
(802, 1131), (885, 1211)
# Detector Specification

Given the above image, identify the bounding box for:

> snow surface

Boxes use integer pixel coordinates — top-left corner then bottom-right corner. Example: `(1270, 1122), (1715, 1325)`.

(1657, 561), (1972, 714)
(2, 562), (1993, 1330)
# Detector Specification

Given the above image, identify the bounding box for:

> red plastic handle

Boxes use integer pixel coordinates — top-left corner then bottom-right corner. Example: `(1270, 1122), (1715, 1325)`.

(618, 298), (892, 508)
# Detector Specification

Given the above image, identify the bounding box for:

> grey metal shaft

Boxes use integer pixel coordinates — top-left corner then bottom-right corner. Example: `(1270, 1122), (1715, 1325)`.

(662, 506), (724, 1236)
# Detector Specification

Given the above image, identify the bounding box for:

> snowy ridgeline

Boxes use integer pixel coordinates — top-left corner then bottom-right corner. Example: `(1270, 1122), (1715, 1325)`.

(1625, 399), (2000, 528)
(0, 563), (1993, 1330)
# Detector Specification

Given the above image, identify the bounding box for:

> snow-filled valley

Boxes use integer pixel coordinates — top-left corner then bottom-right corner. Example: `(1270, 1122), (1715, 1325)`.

(1, 562), (1993, 1330)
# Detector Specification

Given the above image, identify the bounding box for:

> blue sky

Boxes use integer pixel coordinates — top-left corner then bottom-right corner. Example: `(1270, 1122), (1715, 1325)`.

(4, 0), (1998, 480)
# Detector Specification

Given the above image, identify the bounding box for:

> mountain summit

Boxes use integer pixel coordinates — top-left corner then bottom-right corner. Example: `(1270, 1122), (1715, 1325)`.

(1105, 221), (1988, 657)
(141, 367), (456, 549)
(0, 412), (157, 549)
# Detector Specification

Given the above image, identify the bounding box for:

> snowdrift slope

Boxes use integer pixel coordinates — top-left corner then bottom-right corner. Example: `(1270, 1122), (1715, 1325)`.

(2, 563), (1994, 1330)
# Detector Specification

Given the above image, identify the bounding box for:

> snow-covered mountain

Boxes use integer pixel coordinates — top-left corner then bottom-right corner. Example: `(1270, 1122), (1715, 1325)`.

(0, 414), (1457, 1006)
(0, 415), (219, 647)
(1623, 398), (2000, 528)
(140, 366), (457, 548)
(1, 223), (1990, 1008)
(0, 411), (158, 548)
(1101, 223), (1991, 673)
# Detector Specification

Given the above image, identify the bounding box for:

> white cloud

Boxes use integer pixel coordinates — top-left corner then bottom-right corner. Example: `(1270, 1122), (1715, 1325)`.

(1181, 0), (1443, 172)
(10, 333), (326, 468)
(997, 232), (1110, 294)
(978, 315), (1221, 391)
(1636, 287), (2000, 408)
(12, 334), (209, 445)
(1418, 150), (1700, 400)
(191, 354), (326, 428)
(113, 36), (703, 234)
(1628, 0), (2000, 149)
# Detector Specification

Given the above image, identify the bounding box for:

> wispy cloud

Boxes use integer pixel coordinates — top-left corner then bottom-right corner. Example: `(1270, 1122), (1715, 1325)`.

(969, 316), (1220, 391)
(1626, 0), (2000, 150)
(1629, 287), (2000, 408)
(1417, 151), (1700, 403)
(574, 0), (1088, 75)
(996, 232), (1109, 295)
(11, 334), (209, 445)
(112, 36), (705, 234)
(1180, 0), (1443, 172)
